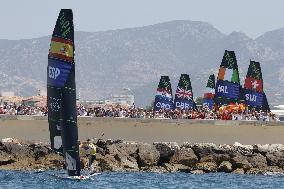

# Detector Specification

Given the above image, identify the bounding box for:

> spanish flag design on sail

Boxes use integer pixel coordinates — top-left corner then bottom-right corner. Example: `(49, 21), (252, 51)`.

(49, 37), (74, 63)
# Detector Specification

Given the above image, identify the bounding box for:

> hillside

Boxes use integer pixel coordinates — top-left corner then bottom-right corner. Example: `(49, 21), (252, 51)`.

(0, 20), (282, 106)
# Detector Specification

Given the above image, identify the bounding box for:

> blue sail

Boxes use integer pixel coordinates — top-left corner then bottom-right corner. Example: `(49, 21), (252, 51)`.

(154, 76), (173, 111)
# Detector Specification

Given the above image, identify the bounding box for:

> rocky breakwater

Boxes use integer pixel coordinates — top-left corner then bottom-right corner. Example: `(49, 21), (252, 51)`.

(2, 138), (284, 175)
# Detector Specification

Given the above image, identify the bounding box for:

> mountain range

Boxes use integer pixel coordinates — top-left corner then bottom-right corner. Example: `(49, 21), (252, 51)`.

(0, 20), (283, 107)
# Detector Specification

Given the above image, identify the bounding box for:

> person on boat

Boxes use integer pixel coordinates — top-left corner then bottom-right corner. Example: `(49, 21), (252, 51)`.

(86, 139), (97, 168)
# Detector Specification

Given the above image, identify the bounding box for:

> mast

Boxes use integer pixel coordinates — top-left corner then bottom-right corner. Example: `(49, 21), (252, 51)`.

(47, 9), (80, 176)
(154, 76), (173, 111)
(243, 61), (264, 110)
(215, 50), (240, 106)
(174, 74), (194, 110)
(203, 74), (215, 109)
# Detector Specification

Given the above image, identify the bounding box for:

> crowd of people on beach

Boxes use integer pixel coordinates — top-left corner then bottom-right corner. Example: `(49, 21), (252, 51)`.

(0, 103), (279, 121)
(77, 104), (279, 121)
(0, 104), (47, 116)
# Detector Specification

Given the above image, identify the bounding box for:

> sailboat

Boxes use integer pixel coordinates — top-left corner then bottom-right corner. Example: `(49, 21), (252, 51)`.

(215, 50), (240, 106)
(154, 76), (173, 111)
(243, 60), (270, 111)
(243, 61), (264, 109)
(174, 74), (194, 110)
(203, 74), (215, 109)
(47, 9), (81, 177)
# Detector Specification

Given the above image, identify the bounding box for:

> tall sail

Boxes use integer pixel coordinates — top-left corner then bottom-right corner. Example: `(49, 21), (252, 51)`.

(243, 61), (264, 109)
(203, 74), (215, 109)
(215, 50), (240, 106)
(174, 74), (194, 110)
(47, 9), (80, 176)
(154, 76), (173, 111)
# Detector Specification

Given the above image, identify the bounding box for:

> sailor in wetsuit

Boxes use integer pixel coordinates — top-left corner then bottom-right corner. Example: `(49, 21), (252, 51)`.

(86, 139), (97, 169)
(79, 139), (97, 171)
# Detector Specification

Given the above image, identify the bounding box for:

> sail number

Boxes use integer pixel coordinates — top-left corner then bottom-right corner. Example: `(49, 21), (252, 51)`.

(245, 94), (257, 102)
(217, 85), (228, 93)
(59, 12), (71, 38)
(155, 102), (171, 110)
(175, 102), (191, 109)
(48, 66), (61, 79)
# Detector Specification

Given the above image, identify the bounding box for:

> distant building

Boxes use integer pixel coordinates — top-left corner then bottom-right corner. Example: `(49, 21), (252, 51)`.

(0, 91), (15, 97)
(109, 94), (134, 106)
(78, 94), (135, 107)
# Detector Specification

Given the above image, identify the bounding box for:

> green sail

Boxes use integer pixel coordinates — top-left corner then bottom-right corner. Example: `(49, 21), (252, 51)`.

(206, 74), (215, 89)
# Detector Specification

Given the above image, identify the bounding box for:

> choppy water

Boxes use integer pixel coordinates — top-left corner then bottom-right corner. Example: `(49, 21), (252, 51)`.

(1, 170), (284, 189)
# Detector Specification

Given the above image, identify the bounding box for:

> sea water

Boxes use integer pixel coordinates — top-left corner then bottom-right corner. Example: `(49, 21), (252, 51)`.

(1, 170), (284, 189)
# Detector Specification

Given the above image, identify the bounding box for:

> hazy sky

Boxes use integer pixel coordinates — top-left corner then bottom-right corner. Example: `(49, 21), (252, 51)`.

(0, 0), (283, 39)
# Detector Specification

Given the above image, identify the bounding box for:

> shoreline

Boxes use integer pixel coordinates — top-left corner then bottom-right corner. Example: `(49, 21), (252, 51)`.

(1, 117), (284, 175)
(1, 138), (284, 175)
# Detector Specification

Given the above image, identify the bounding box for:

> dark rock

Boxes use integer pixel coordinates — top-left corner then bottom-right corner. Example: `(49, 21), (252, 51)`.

(105, 144), (139, 171)
(194, 162), (217, 173)
(231, 155), (252, 171)
(190, 143), (218, 160)
(140, 166), (167, 173)
(29, 144), (50, 160)
(114, 153), (139, 170)
(154, 142), (178, 164)
(218, 161), (232, 173)
(96, 139), (107, 149)
(116, 142), (139, 158)
(97, 154), (122, 172)
(248, 154), (267, 168)
(163, 163), (191, 173)
(233, 168), (245, 174)
(266, 151), (284, 168)
(246, 168), (266, 175)
(200, 154), (230, 165)
(170, 148), (198, 167)
(137, 144), (160, 167)
(0, 157), (15, 166)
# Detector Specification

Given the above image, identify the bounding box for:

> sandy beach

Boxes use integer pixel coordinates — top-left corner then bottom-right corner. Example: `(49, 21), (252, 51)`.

(0, 116), (283, 145)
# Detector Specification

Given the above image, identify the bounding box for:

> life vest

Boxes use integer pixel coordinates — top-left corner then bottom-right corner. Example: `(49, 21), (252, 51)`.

(88, 143), (96, 155)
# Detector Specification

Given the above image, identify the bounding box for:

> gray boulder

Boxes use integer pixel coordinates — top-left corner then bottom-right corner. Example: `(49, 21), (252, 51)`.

(248, 154), (267, 168)
(154, 142), (179, 164)
(231, 155), (252, 171)
(163, 163), (191, 173)
(194, 162), (217, 173)
(218, 161), (233, 173)
(137, 144), (160, 167)
(266, 152), (284, 167)
(170, 148), (198, 167)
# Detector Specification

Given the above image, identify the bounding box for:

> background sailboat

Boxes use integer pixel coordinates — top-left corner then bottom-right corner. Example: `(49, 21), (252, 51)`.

(243, 61), (264, 109)
(215, 50), (240, 106)
(203, 74), (215, 109)
(174, 74), (194, 110)
(154, 76), (173, 111)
